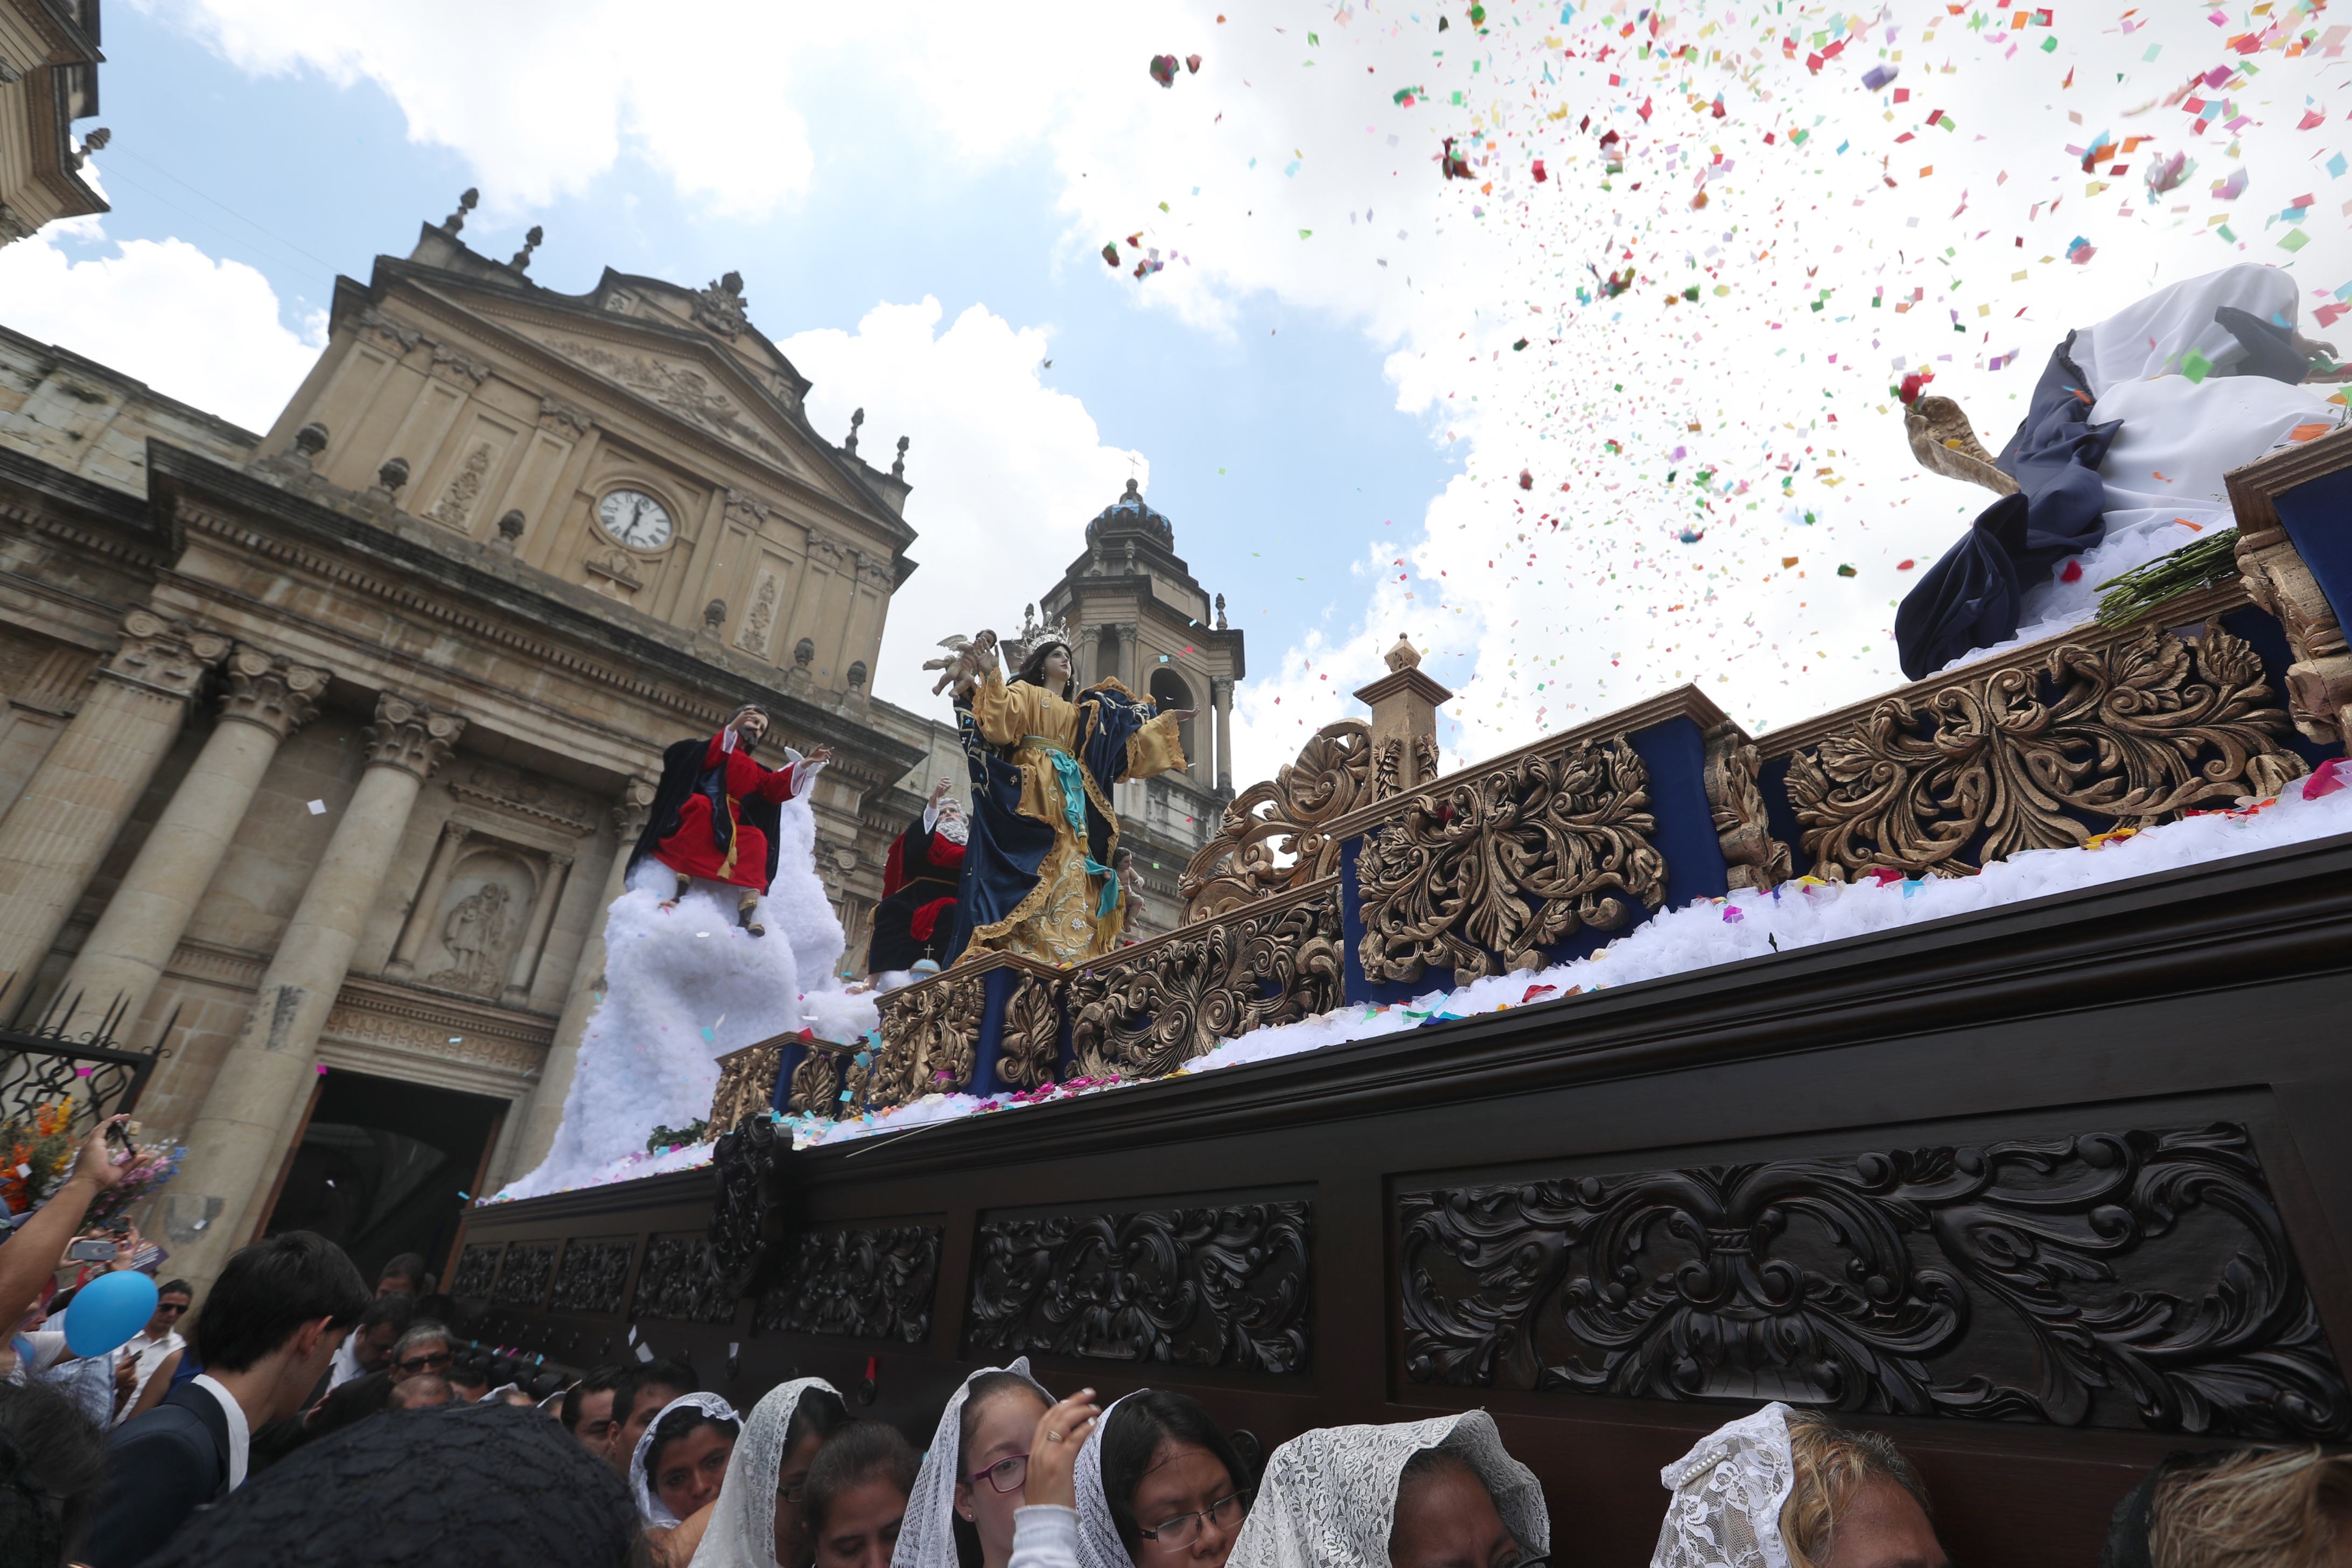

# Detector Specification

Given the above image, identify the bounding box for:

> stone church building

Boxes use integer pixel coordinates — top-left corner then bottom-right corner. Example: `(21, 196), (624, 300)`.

(0, 207), (1240, 1292)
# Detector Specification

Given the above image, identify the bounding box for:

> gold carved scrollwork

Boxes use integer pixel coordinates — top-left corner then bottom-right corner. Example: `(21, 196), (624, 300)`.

(1784, 621), (2308, 881)
(708, 1042), (782, 1133)
(997, 973), (1063, 1091)
(1703, 723), (1793, 893)
(788, 1047), (842, 1117)
(1180, 720), (1374, 923)
(1355, 739), (1664, 985)
(870, 972), (986, 1109)
(1067, 885), (1345, 1082)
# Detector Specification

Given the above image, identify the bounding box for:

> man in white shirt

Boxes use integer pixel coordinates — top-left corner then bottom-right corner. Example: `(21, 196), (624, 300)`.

(84, 1231), (371, 1568)
(114, 1277), (193, 1425)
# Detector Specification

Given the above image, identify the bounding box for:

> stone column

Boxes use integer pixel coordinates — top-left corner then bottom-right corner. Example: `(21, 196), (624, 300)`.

(1111, 620), (1140, 691)
(499, 850), (572, 1007)
(1210, 677), (1236, 795)
(1353, 638), (1454, 799)
(382, 822), (472, 979)
(502, 776), (656, 1185)
(0, 612), (232, 996)
(57, 648), (329, 1031)
(166, 694), (464, 1293)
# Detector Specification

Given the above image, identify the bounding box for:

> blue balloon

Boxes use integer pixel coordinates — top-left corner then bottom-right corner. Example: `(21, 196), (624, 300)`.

(63, 1269), (158, 1358)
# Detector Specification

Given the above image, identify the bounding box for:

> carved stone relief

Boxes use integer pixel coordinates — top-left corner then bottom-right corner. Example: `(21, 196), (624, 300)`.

(452, 1242), (503, 1299)
(632, 1234), (737, 1325)
(427, 442), (495, 530)
(545, 338), (795, 470)
(489, 1242), (556, 1307)
(737, 570), (781, 658)
(1398, 1122), (2348, 1437)
(1784, 621), (2307, 880)
(965, 1200), (1312, 1374)
(423, 849), (536, 997)
(549, 1240), (635, 1315)
(1180, 720), (1374, 923)
(1068, 885), (1343, 1082)
(446, 763), (599, 838)
(755, 1225), (942, 1343)
(1356, 737), (1664, 984)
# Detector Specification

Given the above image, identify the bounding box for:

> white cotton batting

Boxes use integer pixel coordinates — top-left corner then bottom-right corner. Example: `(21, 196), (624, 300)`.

(498, 790), (877, 1199)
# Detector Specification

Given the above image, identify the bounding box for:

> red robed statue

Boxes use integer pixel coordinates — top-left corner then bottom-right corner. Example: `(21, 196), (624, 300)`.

(624, 704), (832, 937)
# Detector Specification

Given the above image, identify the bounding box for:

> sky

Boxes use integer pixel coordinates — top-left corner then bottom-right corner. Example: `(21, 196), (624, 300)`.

(3, 0), (2347, 789)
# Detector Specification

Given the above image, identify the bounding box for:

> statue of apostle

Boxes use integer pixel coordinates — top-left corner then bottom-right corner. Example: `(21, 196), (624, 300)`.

(865, 777), (968, 981)
(626, 704), (832, 937)
(942, 611), (1191, 967)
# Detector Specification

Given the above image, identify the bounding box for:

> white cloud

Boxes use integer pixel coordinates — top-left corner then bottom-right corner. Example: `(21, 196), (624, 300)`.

(0, 216), (324, 431)
(777, 299), (1143, 716)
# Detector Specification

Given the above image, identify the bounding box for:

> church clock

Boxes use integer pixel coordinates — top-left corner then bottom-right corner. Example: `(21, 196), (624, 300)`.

(596, 488), (674, 550)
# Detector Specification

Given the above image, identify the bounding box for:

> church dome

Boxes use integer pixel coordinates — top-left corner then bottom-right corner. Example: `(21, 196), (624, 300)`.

(1087, 477), (1174, 546)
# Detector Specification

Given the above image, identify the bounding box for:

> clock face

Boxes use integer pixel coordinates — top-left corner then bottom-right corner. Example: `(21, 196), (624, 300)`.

(597, 488), (674, 550)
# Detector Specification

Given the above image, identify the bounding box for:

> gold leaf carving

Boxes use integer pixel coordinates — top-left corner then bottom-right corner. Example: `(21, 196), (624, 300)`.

(1180, 720), (1373, 923)
(1703, 723), (1793, 893)
(787, 1047), (842, 1117)
(869, 971), (986, 1109)
(1067, 884), (1345, 1082)
(997, 972), (1063, 1091)
(708, 1041), (781, 1133)
(1783, 621), (2307, 880)
(1355, 739), (1664, 985)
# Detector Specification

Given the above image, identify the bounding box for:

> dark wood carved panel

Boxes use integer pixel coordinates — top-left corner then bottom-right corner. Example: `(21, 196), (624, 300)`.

(966, 1200), (1312, 1374)
(490, 1241), (556, 1308)
(632, 1234), (736, 1325)
(451, 1241), (503, 1299)
(709, 1113), (785, 1298)
(754, 1226), (942, 1343)
(1399, 1123), (2348, 1438)
(549, 1239), (635, 1316)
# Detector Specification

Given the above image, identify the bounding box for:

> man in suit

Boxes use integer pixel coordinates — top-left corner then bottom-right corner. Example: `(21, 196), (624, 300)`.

(83, 1230), (370, 1568)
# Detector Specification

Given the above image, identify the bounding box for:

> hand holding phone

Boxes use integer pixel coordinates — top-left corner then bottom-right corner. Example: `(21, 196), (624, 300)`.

(65, 1237), (119, 1263)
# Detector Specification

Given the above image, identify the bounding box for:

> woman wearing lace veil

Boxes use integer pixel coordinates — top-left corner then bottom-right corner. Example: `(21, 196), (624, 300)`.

(1224, 1411), (1549, 1568)
(690, 1377), (850, 1568)
(895, 1360), (1052, 1568)
(1649, 1403), (1945, 1568)
(1010, 1388), (1254, 1568)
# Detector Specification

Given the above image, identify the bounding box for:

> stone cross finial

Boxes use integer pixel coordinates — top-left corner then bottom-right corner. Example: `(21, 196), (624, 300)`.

(1123, 476), (1142, 501)
(844, 408), (864, 456)
(892, 435), (909, 480)
(509, 225), (543, 271)
(442, 188), (479, 233)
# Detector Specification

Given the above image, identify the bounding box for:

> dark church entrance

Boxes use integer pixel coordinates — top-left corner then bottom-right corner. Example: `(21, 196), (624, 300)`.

(263, 1072), (505, 1289)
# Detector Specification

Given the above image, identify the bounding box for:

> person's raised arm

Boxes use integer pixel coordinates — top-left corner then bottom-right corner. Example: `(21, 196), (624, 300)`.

(128, 1346), (184, 1420)
(0, 1115), (144, 1333)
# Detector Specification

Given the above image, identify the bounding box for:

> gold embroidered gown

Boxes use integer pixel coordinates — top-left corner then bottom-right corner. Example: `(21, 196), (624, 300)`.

(959, 670), (1187, 966)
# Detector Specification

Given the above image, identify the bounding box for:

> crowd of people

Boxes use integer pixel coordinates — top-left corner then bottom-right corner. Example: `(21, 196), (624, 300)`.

(6, 1117), (2351, 1567)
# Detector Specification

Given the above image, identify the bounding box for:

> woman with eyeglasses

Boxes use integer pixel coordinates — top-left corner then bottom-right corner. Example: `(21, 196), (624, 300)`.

(895, 1361), (1053, 1568)
(688, 1377), (848, 1568)
(1012, 1388), (1254, 1568)
(1223, 1412), (1550, 1568)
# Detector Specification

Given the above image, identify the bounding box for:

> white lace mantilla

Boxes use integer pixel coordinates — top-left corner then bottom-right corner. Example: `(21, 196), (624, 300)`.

(1648, 1403), (1797, 1568)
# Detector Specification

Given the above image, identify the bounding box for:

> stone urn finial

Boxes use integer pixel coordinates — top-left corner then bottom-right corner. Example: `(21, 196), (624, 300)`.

(1384, 636), (1423, 673)
(377, 457), (410, 496)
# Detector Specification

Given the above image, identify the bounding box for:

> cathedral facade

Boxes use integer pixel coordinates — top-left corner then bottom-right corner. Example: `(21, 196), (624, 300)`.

(0, 211), (1235, 1292)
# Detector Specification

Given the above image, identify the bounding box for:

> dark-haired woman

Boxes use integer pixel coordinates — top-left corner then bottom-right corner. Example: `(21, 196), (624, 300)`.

(690, 1378), (849, 1568)
(1013, 1387), (1251, 1568)
(946, 621), (1189, 967)
(631, 1392), (740, 1564)
(897, 1360), (1054, 1568)
(799, 1420), (920, 1568)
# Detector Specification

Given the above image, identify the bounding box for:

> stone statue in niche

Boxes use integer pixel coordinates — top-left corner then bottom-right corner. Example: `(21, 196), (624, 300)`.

(425, 856), (533, 995)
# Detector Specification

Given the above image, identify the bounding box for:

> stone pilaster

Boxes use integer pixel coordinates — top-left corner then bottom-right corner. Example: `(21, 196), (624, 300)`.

(165, 694), (464, 1293)
(58, 647), (330, 1030)
(499, 850), (572, 1007)
(383, 822), (472, 979)
(501, 775), (655, 1185)
(0, 612), (233, 997)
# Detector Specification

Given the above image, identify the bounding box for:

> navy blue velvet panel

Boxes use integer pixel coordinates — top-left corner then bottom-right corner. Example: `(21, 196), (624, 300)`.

(972, 967), (1016, 1098)
(2275, 464), (2352, 650)
(1338, 716), (1729, 1006)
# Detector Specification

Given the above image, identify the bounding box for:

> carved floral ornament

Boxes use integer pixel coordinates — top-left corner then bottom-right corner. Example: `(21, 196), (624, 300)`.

(1068, 885), (1345, 1082)
(964, 1200), (1312, 1374)
(757, 1226), (942, 1343)
(1356, 737), (1665, 984)
(1784, 620), (2307, 880)
(1180, 719), (1375, 923)
(866, 974), (988, 1107)
(1398, 1122), (2347, 1438)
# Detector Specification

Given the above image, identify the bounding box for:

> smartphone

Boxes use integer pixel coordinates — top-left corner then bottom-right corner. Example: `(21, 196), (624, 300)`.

(104, 1119), (134, 1153)
(65, 1238), (118, 1263)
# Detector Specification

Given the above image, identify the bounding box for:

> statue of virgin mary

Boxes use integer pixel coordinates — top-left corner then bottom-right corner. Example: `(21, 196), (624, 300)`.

(939, 607), (1191, 967)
